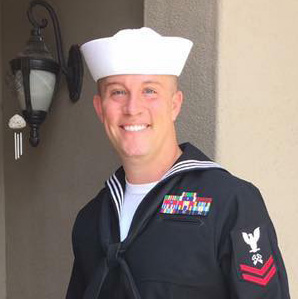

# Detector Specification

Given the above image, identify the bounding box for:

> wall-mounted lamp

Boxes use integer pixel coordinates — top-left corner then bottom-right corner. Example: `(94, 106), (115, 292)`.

(9, 0), (83, 147)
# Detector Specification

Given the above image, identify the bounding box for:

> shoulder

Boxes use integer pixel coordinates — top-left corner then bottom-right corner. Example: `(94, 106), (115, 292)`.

(213, 170), (264, 206)
(190, 168), (269, 222)
(193, 167), (261, 199)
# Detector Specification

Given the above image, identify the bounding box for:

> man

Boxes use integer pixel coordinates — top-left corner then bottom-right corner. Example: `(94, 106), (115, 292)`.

(66, 28), (290, 298)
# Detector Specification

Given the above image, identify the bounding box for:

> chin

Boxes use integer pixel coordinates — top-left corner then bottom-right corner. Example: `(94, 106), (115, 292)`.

(120, 143), (150, 158)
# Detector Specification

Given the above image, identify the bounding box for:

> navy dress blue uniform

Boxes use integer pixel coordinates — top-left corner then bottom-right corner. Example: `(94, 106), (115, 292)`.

(66, 143), (290, 299)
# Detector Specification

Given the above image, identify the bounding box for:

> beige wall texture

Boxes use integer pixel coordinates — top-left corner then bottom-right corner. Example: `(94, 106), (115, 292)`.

(217, 0), (297, 296)
(1, 0), (143, 298)
(0, 0), (7, 297)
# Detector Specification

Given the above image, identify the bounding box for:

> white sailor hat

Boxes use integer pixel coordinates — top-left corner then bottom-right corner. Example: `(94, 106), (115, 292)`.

(80, 27), (193, 81)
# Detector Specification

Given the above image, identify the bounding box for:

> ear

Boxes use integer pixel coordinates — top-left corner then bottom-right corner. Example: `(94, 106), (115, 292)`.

(93, 94), (104, 123)
(171, 90), (183, 121)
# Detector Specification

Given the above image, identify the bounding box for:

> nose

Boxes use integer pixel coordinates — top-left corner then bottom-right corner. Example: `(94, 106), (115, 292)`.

(123, 92), (143, 116)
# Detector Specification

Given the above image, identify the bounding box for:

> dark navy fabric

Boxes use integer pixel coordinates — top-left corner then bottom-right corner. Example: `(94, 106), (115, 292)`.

(66, 143), (290, 299)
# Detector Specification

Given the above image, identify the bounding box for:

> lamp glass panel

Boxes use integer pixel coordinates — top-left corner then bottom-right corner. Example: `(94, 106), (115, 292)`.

(30, 70), (56, 111)
(15, 70), (56, 111)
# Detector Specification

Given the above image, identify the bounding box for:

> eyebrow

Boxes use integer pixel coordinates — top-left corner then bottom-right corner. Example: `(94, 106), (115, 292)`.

(100, 80), (163, 93)
(142, 80), (163, 86)
(105, 81), (122, 85)
(99, 82), (124, 95)
(102, 82), (123, 89)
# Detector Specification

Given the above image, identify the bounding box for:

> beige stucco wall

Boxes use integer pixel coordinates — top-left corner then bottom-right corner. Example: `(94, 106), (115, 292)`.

(217, 0), (298, 296)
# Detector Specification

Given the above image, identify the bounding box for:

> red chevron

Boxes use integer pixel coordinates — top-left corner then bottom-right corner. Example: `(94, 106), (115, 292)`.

(240, 255), (274, 276)
(242, 265), (276, 286)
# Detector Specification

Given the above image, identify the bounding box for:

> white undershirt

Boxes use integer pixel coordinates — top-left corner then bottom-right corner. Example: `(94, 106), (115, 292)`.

(120, 179), (158, 241)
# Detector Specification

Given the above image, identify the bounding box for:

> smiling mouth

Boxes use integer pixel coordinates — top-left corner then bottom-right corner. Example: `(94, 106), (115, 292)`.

(122, 124), (149, 132)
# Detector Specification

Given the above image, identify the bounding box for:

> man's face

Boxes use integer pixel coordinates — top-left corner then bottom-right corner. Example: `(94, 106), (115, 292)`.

(93, 74), (183, 160)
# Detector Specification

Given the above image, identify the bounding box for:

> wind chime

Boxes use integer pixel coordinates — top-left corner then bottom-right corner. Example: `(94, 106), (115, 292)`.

(8, 114), (26, 160)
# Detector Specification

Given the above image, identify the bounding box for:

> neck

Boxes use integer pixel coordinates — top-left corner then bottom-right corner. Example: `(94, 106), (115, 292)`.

(122, 144), (182, 184)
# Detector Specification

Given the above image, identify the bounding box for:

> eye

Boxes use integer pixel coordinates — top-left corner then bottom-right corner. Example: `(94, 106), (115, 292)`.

(143, 88), (157, 95)
(111, 89), (126, 96)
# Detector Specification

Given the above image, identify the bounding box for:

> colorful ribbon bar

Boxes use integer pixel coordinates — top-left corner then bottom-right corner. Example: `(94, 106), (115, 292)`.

(160, 192), (212, 216)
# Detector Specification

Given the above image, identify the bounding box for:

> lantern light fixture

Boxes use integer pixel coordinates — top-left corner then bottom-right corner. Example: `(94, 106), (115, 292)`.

(10, 0), (83, 147)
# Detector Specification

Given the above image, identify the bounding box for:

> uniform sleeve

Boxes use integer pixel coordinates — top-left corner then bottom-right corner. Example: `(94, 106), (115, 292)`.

(218, 182), (290, 298)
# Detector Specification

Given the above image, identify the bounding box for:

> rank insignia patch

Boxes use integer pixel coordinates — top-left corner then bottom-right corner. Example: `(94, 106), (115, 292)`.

(159, 192), (212, 216)
(232, 225), (278, 288)
(242, 227), (261, 254)
(239, 255), (277, 286)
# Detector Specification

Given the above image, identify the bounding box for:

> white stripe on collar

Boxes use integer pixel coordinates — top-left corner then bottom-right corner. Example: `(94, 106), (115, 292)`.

(106, 159), (222, 219)
(162, 160), (222, 180)
(107, 174), (123, 218)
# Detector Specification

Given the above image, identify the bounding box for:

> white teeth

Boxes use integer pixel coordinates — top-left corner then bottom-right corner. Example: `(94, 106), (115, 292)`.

(123, 125), (147, 132)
